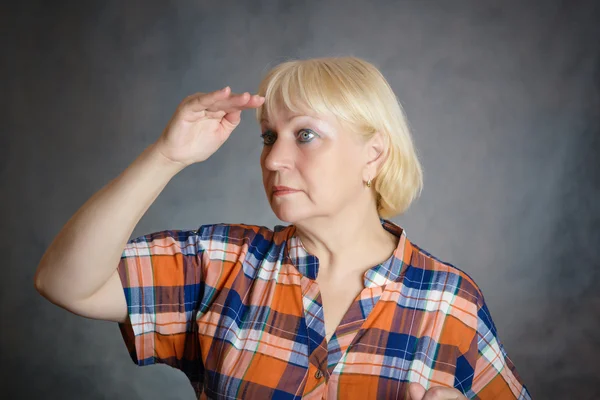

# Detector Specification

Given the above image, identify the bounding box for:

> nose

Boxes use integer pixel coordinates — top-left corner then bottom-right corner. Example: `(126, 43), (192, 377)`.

(263, 137), (294, 171)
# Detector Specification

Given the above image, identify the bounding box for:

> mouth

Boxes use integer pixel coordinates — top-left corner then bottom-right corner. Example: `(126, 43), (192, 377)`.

(272, 186), (300, 196)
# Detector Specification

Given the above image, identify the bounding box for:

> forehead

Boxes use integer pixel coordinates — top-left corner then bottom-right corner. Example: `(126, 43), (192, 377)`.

(260, 106), (336, 127)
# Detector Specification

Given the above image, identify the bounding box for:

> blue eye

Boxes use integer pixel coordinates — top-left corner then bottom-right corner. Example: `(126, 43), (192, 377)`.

(260, 131), (276, 145)
(297, 129), (316, 143)
(260, 128), (317, 145)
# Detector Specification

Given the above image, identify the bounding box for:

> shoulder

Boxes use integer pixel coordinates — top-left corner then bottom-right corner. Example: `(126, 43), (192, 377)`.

(124, 223), (290, 253)
(194, 222), (295, 282)
(196, 222), (293, 241)
(406, 239), (486, 310)
(195, 222), (295, 254)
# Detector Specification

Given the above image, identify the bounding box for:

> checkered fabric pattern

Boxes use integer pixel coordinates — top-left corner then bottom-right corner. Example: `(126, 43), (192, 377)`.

(117, 219), (531, 399)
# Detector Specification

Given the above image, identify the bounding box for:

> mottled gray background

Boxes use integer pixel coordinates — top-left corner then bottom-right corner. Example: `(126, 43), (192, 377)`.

(2, 0), (599, 399)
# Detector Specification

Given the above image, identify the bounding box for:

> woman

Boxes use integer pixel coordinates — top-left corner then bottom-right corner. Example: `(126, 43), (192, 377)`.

(34, 57), (531, 399)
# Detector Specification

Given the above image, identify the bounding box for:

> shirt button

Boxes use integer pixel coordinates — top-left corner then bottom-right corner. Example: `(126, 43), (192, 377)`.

(314, 370), (323, 379)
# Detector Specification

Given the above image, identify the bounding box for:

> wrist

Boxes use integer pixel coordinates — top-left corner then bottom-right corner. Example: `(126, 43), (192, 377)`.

(146, 143), (188, 173)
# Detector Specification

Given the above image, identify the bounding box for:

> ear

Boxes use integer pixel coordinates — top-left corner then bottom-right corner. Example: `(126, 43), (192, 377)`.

(363, 132), (387, 180)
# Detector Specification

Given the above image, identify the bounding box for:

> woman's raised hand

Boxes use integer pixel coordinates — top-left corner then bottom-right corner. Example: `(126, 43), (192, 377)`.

(153, 86), (265, 167)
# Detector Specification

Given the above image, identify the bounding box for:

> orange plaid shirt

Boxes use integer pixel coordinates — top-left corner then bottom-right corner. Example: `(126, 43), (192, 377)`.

(117, 219), (530, 399)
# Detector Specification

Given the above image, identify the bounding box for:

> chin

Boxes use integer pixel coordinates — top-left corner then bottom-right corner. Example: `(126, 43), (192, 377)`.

(269, 202), (315, 224)
(271, 207), (307, 223)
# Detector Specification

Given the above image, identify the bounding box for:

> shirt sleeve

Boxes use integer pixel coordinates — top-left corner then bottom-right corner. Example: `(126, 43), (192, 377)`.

(455, 293), (532, 399)
(116, 228), (205, 390)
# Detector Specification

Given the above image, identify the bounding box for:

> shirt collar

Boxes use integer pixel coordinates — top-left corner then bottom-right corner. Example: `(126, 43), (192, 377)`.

(281, 218), (413, 288)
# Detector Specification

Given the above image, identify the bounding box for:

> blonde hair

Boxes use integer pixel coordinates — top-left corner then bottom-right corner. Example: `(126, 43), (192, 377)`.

(255, 56), (423, 218)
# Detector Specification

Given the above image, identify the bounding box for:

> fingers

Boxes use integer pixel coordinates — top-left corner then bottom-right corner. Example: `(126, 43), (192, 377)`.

(209, 92), (264, 113)
(408, 383), (426, 400)
(187, 88), (264, 113)
(186, 86), (231, 111)
(408, 383), (467, 400)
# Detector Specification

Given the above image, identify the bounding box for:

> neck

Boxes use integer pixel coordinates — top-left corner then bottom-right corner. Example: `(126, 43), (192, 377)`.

(292, 204), (396, 273)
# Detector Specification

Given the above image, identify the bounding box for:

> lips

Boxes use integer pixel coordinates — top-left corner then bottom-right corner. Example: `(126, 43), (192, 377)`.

(272, 185), (301, 196)
(273, 185), (298, 192)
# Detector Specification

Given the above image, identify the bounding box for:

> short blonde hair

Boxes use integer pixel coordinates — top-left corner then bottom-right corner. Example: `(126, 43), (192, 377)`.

(255, 56), (423, 218)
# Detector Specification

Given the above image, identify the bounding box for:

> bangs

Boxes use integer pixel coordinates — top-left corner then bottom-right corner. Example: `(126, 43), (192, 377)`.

(255, 59), (368, 129)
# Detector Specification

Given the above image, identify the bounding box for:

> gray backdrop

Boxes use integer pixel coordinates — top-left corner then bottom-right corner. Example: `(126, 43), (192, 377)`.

(2, 0), (599, 399)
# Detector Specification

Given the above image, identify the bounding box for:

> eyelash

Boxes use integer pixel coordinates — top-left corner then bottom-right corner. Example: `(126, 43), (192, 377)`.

(260, 129), (316, 145)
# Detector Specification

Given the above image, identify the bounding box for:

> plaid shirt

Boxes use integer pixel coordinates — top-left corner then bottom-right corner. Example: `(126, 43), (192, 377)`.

(117, 219), (531, 399)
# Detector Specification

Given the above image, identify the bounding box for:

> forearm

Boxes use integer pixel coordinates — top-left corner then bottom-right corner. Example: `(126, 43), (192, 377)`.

(34, 143), (185, 306)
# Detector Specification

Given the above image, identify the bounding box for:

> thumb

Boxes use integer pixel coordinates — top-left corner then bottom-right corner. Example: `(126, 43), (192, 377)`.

(222, 110), (242, 128)
(407, 382), (427, 400)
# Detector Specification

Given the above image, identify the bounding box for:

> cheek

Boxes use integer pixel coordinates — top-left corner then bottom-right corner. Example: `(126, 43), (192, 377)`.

(304, 152), (361, 193)
(259, 148), (267, 165)
(297, 156), (337, 189)
(259, 150), (269, 172)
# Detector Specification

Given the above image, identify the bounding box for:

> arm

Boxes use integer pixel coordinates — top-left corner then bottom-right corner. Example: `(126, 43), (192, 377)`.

(34, 86), (264, 324)
(34, 143), (185, 323)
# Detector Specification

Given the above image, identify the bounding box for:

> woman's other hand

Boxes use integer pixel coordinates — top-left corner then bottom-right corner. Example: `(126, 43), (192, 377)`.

(408, 383), (468, 400)
(154, 86), (265, 167)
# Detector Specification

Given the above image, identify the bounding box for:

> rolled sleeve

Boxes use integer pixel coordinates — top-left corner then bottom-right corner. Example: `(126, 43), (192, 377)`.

(455, 295), (532, 399)
(117, 228), (205, 386)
